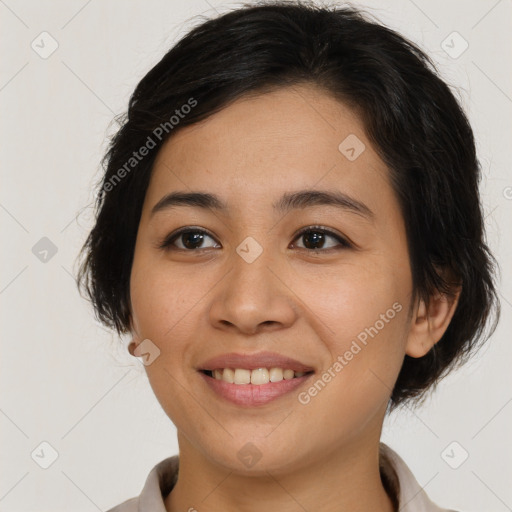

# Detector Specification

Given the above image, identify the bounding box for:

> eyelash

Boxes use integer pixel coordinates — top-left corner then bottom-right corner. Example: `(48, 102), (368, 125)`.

(156, 225), (352, 253)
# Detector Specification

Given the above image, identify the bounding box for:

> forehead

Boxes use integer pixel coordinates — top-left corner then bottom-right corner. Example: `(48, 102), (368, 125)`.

(143, 84), (394, 218)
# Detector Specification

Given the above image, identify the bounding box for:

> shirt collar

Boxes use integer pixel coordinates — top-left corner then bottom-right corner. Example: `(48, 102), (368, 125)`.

(379, 443), (453, 511)
(131, 443), (452, 512)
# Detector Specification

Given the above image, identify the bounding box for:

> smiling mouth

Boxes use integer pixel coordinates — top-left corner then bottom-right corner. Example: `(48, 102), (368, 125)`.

(200, 368), (314, 385)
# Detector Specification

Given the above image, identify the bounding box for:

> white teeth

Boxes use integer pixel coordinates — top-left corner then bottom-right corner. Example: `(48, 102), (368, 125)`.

(234, 368), (251, 384)
(283, 369), (295, 380)
(209, 367), (309, 385)
(250, 368), (269, 385)
(222, 368), (235, 383)
(269, 367), (283, 382)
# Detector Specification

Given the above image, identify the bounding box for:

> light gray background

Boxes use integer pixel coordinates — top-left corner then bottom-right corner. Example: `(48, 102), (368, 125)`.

(1, 0), (511, 510)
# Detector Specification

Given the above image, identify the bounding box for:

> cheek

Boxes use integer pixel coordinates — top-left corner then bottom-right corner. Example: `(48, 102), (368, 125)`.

(291, 256), (408, 338)
(292, 260), (410, 399)
(130, 255), (205, 340)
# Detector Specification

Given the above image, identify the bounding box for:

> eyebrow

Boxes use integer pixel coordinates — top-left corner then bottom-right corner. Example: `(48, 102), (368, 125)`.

(150, 189), (374, 220)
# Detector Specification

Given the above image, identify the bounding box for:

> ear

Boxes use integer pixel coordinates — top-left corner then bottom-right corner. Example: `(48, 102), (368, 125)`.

(405, 287), (461, 358)
(127, 315), (143, 357)
(128, 338), (138, 357)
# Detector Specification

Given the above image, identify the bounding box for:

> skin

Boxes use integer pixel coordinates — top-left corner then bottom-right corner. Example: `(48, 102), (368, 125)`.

(128, 84), (459, 512)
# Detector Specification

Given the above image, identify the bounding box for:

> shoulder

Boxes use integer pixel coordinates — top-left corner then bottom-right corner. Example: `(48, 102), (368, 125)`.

(380, 443), (462, 512)
(104, 496), (138, 512)
(104, 455), (179, 512)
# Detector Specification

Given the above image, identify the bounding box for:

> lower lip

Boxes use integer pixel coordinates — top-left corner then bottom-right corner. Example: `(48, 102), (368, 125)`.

(199, 371), (313, 406)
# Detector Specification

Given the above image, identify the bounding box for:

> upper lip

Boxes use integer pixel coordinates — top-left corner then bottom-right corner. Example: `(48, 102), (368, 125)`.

(198, 351), (315, 373)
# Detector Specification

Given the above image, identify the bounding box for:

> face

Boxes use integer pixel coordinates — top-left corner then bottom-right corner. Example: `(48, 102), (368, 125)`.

(129, 84), (414, 475)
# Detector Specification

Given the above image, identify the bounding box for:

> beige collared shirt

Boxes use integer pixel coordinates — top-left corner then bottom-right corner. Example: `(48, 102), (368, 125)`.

(106, 443), (458, 512)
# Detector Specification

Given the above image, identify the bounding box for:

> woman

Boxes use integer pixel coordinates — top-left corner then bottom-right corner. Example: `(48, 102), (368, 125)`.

(76, 2), (499, 510)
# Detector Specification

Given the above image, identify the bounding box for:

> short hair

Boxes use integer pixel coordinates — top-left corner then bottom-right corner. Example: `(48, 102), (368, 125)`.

(76, 0), (500, 409)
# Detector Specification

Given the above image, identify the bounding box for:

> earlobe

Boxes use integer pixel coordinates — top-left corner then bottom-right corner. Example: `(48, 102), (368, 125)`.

(127, 314), (142, 357)
(127, 327), (143, 357)
(128, 339), (137, 356)
(405, 289), (461, 358)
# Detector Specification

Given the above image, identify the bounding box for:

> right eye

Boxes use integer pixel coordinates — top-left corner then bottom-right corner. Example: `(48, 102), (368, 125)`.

(157, 227), (221, 251)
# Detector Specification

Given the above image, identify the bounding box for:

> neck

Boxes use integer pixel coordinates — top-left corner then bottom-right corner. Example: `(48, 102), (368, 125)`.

(164, 432), (395, 512)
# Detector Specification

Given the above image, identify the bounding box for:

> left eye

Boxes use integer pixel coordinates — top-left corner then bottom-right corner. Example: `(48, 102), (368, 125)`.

(291, 227), (351, 251)
(157, 226), (351, 252)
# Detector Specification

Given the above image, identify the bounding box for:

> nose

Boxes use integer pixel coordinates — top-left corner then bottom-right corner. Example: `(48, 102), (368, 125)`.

(208, 242), (299, 335)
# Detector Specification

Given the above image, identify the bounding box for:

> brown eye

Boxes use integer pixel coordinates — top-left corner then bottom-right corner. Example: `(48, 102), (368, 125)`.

(292, 227), (351, 251)
(158, 228), (220, 251)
